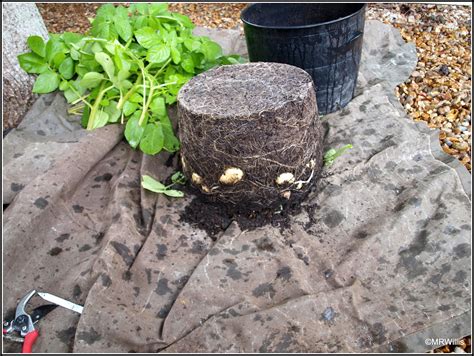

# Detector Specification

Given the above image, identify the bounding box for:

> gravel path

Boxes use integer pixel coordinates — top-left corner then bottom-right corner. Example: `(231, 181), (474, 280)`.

(367, 4), (471, 173)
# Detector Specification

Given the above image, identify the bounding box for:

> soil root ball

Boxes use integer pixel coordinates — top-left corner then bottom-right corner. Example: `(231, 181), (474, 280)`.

(177, 62), (324, 209)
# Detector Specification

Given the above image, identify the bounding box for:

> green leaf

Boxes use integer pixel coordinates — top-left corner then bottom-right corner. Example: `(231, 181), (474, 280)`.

(163, 189), (184, 198)
(81, 55), (103, 71)
(147, 44), (170, 64)
(164, 92), (177, 105)
(17, 52), (48, 74)
(181, 55), (194, 74)
(62, 32), (84, 46)
(129, 92), (143, 103)
(184, 38), (201, 52)
(52, 52), (66, 69)
(113, 50), (132, 72)
(45, 38), (66, 65)
(27, 36), (46, 57)
(70, 48), (80, 61)
(170, 47), (181, 64)
(80, 72), (105, 88)
(324, 144), (353, 166)
(150, 96), (166, 117)
(96, 3), (116, 20)
(165, 30), (178, 46)
(91, 42), (104, 54)
(114, 5), (129, 18)
(59, 57), (75, 79)
(200, 40), (222, 61)
(124, 113), (146, 148)
(32, 71), (60, 94)
(171, 171), (186, 185)
(117, 69), (130, 82)
(141, 175), (166, 192)
(123, 101), (138, 116)
(221, 57), (239, 65)
(59, 80), (69, 91)
(150, 3), (168, 15)
(163, 130), (180, 152)
(324, 149), (337, 160)
(91, 19), (118, 40)
(191, 52), (205, 68)
(100, 98), (110, 107)
(171, 13), (194, 29)
(95, 52), (115, 79)
(133, 15), (149, 30)
(130, 3), (149, 16)
(119, 80), (133, 90)
(219, 55), (246, 65)
(159, 115), (180, 152)
(134, 27), (159, 49)
(103, 42), (117, 55)
(104, 100), (121, 123)
(63, 79), (87, 103)
(75, 65), (87, 78)
(64, 89), (78, 103)
(91, 110), (109, 129)
(141, 174), (184, 197)
(139, 123), (164, 155)
(114, 16), (133, 42)
(81, 105), (90, 128)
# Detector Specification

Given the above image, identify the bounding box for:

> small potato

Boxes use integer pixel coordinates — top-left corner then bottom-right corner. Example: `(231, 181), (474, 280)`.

(192, 172), (203, 185)
(281, 191), (291, 199)
(306, 159), (316, 169)
(219, 167), (244, 185)
(202, 185), (210, 193)
(276, 172), (295, 185)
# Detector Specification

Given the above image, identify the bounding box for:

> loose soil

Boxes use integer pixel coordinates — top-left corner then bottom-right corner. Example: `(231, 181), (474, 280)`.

(179, 183), (316, 240)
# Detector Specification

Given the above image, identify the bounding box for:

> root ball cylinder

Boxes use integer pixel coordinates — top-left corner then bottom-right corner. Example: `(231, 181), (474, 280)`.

(177, 62), (324, 209)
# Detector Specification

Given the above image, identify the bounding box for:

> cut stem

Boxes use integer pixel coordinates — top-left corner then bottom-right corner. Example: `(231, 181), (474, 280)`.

(138, 81), (154, 126)
(87, 82), (114, 130)
(117, 76), (142, 110)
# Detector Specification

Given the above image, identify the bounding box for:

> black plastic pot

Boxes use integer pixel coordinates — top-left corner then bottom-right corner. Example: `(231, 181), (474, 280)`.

(241, 3), (366, 114)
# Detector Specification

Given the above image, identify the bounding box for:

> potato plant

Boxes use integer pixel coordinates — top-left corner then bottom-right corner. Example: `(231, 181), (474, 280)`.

(18, 3), (244, 155)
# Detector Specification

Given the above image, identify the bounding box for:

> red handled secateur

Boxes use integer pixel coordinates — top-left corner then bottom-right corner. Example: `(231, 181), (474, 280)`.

(3, 290), (83, 353)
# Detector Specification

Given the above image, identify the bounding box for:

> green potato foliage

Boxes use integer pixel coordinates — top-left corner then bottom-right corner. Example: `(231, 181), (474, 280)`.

(18, 3), (245, 156)
(141, 173), (185, 198)
(324, 144), (353, 166)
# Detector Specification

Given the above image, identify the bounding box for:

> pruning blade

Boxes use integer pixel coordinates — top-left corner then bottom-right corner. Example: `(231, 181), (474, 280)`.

(37, 292), (83, 314)
(31, 304), (58, 323)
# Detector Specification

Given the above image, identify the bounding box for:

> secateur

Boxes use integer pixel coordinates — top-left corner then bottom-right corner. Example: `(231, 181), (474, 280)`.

(3, 290), (83, 353)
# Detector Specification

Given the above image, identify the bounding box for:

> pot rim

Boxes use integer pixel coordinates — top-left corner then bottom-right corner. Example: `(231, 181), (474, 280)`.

(241, 3), (367, 30)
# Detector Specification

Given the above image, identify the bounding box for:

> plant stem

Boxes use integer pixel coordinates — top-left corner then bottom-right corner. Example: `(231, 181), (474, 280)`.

(138, 80), (154, 126)
(87, 82), (113, 130)
(117, 76), (142, 110)
(56, 71), (92, 109)
(153, 58), (171, 79)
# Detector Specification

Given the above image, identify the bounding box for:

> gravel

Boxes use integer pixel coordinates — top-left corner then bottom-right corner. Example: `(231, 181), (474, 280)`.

(366, 3), (471, 172)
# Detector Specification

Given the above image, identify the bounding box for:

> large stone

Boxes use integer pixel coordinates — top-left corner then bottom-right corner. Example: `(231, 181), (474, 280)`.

(177, 62), (324, 208)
